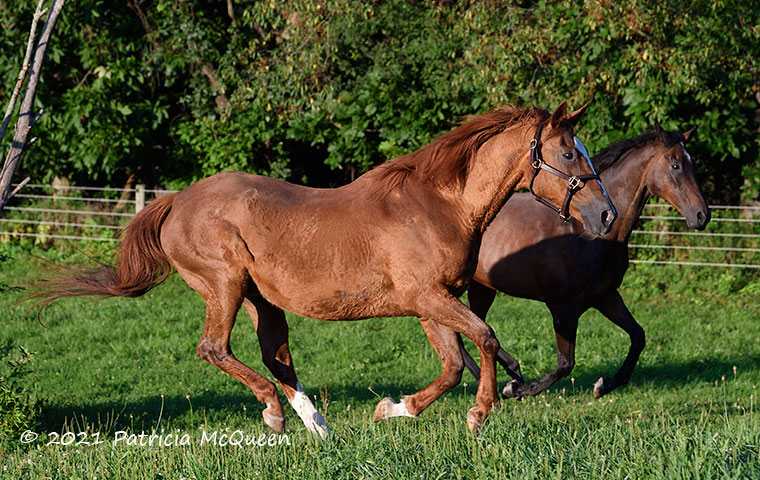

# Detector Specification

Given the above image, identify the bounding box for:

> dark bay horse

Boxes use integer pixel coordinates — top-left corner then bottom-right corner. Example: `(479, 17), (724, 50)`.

(30, 103), (616, 436)
(456, 123), (709, 399)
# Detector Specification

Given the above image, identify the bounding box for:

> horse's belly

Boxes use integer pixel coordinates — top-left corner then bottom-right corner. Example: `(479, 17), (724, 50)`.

(248, 259), (403, 321)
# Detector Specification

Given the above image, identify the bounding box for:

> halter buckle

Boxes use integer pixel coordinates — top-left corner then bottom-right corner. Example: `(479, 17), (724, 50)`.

(568, 176), (583, 189)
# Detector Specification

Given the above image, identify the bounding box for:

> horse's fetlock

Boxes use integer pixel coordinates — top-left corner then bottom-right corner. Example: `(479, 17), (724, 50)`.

(557, 362), (574, 377)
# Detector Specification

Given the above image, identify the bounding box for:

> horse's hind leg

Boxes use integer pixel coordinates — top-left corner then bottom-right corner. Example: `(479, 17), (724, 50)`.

(592, 290), (645, 398)
(177, 266), (286, 432)
(503, 304), (581, 398)
(242, 296), (330, 438)
(373, 318), (463, 422)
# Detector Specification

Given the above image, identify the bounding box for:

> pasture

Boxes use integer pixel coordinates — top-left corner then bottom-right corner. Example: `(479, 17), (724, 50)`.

(0, 244), (758, 479)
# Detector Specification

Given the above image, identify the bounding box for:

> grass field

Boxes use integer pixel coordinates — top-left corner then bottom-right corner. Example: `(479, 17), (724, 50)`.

(1, 244), (759, 479)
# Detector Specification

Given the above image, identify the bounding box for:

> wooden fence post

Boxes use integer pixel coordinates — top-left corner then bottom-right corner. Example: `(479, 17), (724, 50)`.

(135, 184), (145, 214)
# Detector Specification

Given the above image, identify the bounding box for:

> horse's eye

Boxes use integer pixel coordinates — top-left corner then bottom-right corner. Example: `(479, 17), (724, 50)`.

(672, 163), (680, 170)
(563, 152), (574, 160)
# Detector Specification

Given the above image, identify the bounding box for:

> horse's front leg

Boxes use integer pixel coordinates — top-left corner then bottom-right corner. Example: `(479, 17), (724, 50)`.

(419, 291), (501, 434)
(591, 290), (645, 398)
(503, 304), (580, 398)
(373, 319), (463, 422)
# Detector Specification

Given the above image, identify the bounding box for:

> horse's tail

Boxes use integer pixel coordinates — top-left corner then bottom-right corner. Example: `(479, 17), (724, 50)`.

(28, 193), (177, 310)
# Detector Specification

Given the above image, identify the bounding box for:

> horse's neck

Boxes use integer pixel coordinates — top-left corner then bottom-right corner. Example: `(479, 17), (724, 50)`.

(458, 127), (530, 233)
(602, 144), (656, 244)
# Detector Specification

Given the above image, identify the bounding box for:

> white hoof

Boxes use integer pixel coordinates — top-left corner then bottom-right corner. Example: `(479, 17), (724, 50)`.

(262, 404), (285, 432)
(466, 407), (483, 435)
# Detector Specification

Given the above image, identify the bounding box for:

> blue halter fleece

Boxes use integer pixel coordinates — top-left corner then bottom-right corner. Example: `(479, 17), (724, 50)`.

(574, 136), (617, 220)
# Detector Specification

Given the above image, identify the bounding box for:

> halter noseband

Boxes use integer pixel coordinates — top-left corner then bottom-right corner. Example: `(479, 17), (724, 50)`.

(528, 122), (603, 221)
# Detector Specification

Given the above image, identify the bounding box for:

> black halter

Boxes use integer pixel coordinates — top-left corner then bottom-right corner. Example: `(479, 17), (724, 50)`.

(528, 122), (602, 221)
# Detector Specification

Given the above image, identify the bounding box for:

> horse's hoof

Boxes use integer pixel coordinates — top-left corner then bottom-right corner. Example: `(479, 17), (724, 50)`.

(502, 379), (522, 399)
(466, 407), (484, 435)
(593, 376), (612, 399)
(372, 396), (415, 422)
(307, 417), (331, 439)
(372, 397), (393, 422)
(372, 397), (396, 422)
(262, 406), (285, 432)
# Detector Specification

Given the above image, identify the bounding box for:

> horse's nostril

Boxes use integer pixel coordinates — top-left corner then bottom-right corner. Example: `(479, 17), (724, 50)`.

(602, 209), (614, 228)
(697, 211), (706, 225)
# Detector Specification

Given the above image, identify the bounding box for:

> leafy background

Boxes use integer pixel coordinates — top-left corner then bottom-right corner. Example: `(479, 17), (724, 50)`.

(1, 0), (758, 202)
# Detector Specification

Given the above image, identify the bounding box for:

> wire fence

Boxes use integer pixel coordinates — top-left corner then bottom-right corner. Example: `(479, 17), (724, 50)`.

(1, 183), (759, 269)
(0, 183), (172, 243)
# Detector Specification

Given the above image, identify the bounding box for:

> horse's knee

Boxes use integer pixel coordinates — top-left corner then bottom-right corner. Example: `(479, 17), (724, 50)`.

(261, 343), (291, 370)
(482, 331), (500, 356)
(197, 338), (229, 365)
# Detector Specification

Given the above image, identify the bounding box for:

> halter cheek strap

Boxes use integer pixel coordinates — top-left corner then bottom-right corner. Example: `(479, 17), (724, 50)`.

(528, 122), (602, 221)
(575, 136), (617, 220)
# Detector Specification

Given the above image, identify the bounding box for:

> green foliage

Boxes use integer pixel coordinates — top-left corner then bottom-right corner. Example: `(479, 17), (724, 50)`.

(0, 255), (40, 443)
(0, 340), (41, 444)
(1, 0), (758, 200)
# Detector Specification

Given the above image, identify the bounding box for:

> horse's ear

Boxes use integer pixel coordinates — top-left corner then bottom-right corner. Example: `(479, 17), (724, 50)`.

(682, 125), (697, 143)
(549, 101), (568, 128)
(564, 104), (588, 128)
(654, 120), (669, 143)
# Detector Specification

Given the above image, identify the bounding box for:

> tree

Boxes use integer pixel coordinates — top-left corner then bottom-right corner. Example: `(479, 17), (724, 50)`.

(0, 0), (65, 212)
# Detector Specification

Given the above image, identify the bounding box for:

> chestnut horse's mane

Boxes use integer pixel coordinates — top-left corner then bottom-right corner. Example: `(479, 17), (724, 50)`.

(592, 130), (686, 174)
(372, 106), (551, 196)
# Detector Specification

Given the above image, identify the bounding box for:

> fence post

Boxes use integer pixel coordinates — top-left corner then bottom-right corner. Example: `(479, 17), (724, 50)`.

(135, 184), (145, 214)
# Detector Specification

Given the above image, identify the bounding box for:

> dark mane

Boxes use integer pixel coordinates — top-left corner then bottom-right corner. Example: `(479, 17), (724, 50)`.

(371, 106), (551, 196)
(592, 130), (685, 173)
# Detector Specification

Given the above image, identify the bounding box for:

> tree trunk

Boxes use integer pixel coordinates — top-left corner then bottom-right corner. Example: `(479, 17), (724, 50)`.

(0, 0), (66, 212)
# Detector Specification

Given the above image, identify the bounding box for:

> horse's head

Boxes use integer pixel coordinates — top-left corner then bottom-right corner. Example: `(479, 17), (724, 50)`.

(645, 123), (710, 230)
(527, 102), (616, 236)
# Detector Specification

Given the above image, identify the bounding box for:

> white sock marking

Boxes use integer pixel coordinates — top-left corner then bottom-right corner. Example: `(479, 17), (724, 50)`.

(386, 397), (415, 418)
(289, 382), (330, 438)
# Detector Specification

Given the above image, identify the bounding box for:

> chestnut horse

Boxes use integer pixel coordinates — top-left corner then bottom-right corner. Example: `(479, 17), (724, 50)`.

(31, 103), (616, 436)
(455, 123), (709, 399)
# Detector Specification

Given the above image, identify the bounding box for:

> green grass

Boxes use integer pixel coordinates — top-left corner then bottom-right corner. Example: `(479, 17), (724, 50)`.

(0, 245), (758, 479)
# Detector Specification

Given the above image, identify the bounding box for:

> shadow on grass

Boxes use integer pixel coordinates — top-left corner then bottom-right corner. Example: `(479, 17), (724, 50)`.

(483, 352), (760, 394)
(38, 353), (759, 432)
(38, 381), (470, 432)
